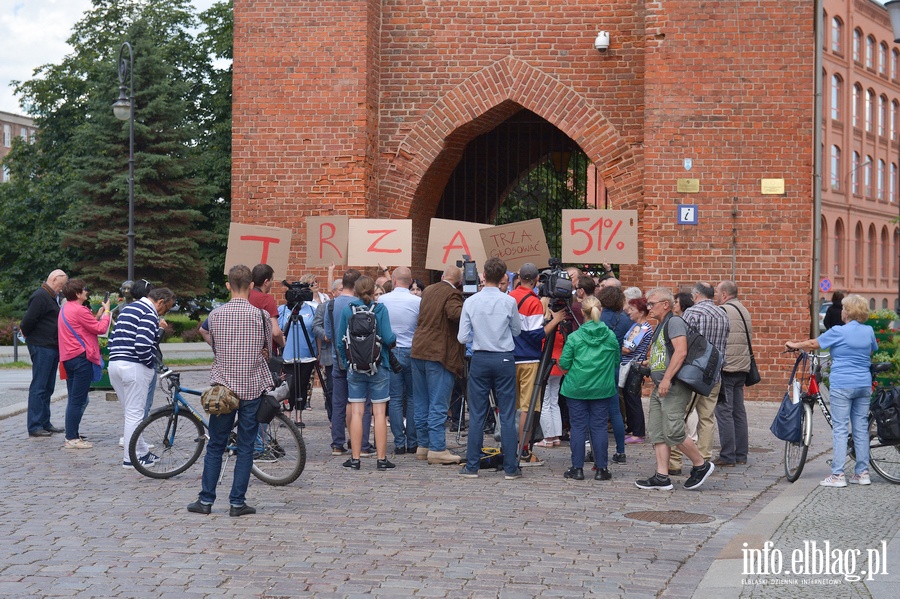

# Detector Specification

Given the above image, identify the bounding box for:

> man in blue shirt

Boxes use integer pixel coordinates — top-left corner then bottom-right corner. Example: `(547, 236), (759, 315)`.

(457, 257), (522, 480)
(377, 266), (421, 454)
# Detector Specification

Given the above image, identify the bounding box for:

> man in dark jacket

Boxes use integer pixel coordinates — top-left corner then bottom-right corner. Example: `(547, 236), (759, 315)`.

(410, 265), (465, 465)
(20, 270), (68, 437)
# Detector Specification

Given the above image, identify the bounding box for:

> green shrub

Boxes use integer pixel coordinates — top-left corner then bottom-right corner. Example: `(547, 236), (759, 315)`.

(163, 313), (201, 338)
(0, 318), (20, 345)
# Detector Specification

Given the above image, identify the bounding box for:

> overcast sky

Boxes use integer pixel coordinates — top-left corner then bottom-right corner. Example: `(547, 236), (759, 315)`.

(0, 0), (218, 116)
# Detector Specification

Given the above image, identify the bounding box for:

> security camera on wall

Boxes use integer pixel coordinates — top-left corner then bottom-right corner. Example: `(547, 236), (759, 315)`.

(594, 31), (610, 52)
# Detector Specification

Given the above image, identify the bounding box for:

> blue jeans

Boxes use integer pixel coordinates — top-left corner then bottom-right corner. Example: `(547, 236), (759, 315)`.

(330, 367), (373, 451)
(63, 354), (93, 440)
(608, 392), (625, 453)
(568, 397), (613, 469)
(199, 395), (262, 507)
(411, 357), (455, 451)
(829, 386), (872, 476)
(27, 344), (59, 433)
(388, 347), (417, 449)
(464, 351), (518, 475)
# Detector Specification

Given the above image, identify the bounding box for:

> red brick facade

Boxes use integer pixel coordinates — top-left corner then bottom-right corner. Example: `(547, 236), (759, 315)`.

(233, 0), (816, 396)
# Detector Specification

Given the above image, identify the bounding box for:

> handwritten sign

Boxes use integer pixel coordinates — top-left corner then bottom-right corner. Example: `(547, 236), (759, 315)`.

(306, 216), (349, 266)
(479, 219), (550, 272)
(425, 218), (491, 271)
(561, 209), (638, 264)
(347, 219), (412, 266)
(224, 222), (292, 279)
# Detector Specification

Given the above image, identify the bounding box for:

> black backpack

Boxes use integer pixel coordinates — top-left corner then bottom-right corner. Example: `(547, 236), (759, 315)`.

(871, 386), (900, 444)
(343, 304), (382, 375)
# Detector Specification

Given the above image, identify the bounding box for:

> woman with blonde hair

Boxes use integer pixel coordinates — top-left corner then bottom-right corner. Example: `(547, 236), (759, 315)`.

(557, 295), (620, 481)
(786, 294), (878, 487)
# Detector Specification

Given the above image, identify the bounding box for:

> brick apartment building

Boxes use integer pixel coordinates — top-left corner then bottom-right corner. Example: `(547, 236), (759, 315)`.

(0, 111), (35, 183)
(823, 0), (900, 313)
(230, 0), (831, 391)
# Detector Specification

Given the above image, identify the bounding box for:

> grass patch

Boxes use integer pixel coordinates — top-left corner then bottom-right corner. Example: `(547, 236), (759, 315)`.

(165, 358), (213, 367)
(0, 361), (31, 369)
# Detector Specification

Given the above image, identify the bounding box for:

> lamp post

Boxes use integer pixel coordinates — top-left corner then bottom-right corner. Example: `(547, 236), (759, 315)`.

(112, 42), (135, 282)
(885, 1), (900, 312)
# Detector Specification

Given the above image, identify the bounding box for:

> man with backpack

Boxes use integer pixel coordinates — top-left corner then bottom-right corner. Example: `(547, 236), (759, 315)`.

(336, 276), (397, 471)
(635, 287), (714, 491)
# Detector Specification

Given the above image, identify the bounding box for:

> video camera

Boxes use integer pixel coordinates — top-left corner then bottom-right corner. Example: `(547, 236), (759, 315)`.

(456, 254), (479, 297)
(282, 280), (313, 309)
(537, 258), (573, 312)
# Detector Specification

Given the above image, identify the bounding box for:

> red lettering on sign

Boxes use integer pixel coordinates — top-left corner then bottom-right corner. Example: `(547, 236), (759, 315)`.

(366, 230), (401, 254)
(319, 222), (343, 259)
(441, 230), (472, 264)
(240, 235), (280, 264)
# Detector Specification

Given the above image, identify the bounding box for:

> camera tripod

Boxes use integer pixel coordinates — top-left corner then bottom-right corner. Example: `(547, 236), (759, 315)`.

(280, 302), (326, 425)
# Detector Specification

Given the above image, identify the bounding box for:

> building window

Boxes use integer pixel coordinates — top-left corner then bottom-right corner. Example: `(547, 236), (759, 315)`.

(831, 74), (842, 121)
(884, 299), (889, 309)
(869, 225), (878, 281)
(881, 42), (889, 75)
(831, 145), (841, 189)
(855, 223), (865, 275)
(893, 100), (899, 141)
(3, 125), (10, 147)
(835, 219), (845, 276)
(832, 17), (843, 54)
(865, 156), (874, 197)
(894, 48), (900, 79)
(883, 226), (890, 280)
(870, 298), (877, 310)
(854, 28), (862, 62)
(880, 95), (887, 136)
(852, 151), (861, 195)
(878, 159), (886, 200)
(867, 35), (876, 69)
(893, 162), (898, 202)
(852, 84), (862, 128)
(19, 127), (27, 142)
(821, 218), (830, 276)
(866, 89), (875, 132)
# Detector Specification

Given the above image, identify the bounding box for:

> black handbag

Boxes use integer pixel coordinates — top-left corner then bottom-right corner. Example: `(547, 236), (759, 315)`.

(724, 303), (761, 387)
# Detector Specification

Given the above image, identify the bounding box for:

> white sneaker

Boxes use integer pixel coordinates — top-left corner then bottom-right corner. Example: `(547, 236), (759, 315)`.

(119, 437), (124, 447)
(819, 473), (847, 487)
(849, 471), (871, 485)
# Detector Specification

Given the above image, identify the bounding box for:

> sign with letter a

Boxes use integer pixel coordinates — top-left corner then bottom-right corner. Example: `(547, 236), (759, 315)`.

(479, 219), (551, 272)
(224, 223), (292, 280)
(347, 219), (412, 266)
(425, 218), (491, 271)
(306, 216), (349, 266)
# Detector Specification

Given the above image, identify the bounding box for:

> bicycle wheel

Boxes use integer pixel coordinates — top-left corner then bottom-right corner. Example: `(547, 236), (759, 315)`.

(251, 411), (306, 485)
(868, 412), (900, 484)
(129, 407), (206, 479)
(784, 403), (812, 482)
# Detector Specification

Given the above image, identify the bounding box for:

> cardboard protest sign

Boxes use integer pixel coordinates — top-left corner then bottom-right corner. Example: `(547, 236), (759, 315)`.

(224, 223), (292, 279)
(306, 215), (349, 266)
(425, 218), (492, 271)
(479, 219), (551, 272)
(347, 219), (412, 267)
(561, 209), (638, 264)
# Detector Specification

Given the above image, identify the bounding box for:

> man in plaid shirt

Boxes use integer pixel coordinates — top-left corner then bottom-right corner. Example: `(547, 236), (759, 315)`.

(188, 264), (272, 518)
(668, 281), (730, 474)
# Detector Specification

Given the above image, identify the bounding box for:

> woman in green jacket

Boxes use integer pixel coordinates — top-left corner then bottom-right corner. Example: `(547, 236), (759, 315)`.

(558, 296), (620, 481)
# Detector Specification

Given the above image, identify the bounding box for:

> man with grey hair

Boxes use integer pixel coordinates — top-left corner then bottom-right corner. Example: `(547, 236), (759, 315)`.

(668, 281), (730, 474)
(635, 287), (714, 491)
(21, 269), (68, 437)
(714, 280), (752, 466)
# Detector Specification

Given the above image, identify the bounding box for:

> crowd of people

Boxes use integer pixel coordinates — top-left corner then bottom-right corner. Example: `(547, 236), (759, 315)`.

(37, 256), (878, 515)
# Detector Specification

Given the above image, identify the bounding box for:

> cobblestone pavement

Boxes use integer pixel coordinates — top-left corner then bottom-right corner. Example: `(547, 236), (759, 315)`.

(1, 368), (897, 598)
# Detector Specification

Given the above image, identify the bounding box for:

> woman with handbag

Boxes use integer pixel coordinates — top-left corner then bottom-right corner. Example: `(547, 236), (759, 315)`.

(557, 296), (620, 481)
(58, 279), (111, 449)
(620, 297), (653, 444)
(785, 294), (878, 487)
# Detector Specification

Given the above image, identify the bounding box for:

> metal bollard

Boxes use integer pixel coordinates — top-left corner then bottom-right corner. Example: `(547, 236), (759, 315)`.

(12, 326), (19, 363)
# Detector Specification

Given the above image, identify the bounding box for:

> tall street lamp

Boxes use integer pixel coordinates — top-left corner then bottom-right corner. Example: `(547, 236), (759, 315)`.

(112, 42), (135, 282)
(884, 1), (900, 311)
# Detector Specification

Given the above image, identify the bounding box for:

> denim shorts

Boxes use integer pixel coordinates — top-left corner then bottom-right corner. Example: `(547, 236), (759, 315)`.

(347, 369), (390, 403)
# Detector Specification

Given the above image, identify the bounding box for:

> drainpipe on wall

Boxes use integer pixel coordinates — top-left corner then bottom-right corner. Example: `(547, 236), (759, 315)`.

(812, 0), (824, 337)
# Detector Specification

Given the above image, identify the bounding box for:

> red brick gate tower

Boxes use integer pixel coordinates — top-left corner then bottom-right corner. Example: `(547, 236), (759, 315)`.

(232, 0), (815, 395)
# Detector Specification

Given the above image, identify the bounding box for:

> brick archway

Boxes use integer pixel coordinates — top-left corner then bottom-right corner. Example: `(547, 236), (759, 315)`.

(379, 56), (642, 267)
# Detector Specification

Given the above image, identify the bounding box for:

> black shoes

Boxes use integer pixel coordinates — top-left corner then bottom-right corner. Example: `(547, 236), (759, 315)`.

(595, 468), (612, 481)
(28, 430), (52, 437)
(377, 458), (396, 471)
(187, 500), (211, 515)
(684, 461), (715, 490)
(342, 458), (361, 470)
(45, 425), (65, 434)
(229, 504), (256, 517)
(612, 453), (626, 464)
(407, 445), (418, 453)
(564, 467), (585, 480)
(635, 473), (674, 490)
(394, 446), (407, 455)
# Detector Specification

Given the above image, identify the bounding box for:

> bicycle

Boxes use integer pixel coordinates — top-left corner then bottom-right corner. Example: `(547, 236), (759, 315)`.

(782, 350), (900, 484)
(127, 367), (306, 485)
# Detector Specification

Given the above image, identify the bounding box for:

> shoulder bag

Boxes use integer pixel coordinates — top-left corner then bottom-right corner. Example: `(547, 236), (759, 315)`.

(201, 384), (240, 415)
(60, 305), (104, 382)
(663, 316), (722, 396)
(724, 303), (761, 386)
